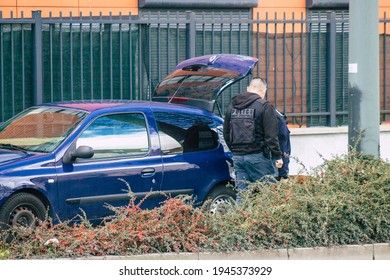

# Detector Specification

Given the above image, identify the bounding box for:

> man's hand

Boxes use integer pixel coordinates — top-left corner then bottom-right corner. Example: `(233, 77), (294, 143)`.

(275, 159), (283, 169)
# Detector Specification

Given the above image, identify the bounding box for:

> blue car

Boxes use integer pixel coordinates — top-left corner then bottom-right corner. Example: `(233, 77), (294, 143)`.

(0, 54), (258, 228)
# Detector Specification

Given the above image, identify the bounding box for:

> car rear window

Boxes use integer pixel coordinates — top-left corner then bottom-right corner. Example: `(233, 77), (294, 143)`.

(153, 111), (218, 155)
(153, 68), (239, 102)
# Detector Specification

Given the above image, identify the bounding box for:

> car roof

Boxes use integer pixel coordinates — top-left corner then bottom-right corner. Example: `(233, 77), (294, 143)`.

(42, 100), (147, 112)
(39, 100), (220, 117)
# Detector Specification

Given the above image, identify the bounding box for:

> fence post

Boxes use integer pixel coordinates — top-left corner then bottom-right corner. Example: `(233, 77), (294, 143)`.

(326, 12), (336, 126)
(32, 10), (43, 105)
(186, 11), (196, 59)
(327, 12), (336, 126)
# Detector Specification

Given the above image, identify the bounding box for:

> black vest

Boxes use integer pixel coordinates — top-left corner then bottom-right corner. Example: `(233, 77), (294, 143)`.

(229, 99), (266, 154)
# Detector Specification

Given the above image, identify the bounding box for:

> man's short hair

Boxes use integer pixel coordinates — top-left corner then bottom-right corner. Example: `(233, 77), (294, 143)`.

(249, 77), (267, 93)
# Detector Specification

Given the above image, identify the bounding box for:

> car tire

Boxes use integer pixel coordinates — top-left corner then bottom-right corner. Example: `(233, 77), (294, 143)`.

(0, 193), (47, 230)
(204, 185), (236, 215)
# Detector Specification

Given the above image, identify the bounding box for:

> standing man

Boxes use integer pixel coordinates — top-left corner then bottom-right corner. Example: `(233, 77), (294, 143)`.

(275, 109), (291, 181)
(223, 77), (283, 202)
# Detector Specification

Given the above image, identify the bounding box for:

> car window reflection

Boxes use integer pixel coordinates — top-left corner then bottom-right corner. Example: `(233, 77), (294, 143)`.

(77, 113), (149, 159)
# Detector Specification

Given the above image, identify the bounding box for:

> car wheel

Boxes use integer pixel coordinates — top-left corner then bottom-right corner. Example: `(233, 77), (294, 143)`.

(0, 193), (47, 230)
(204, 185), (236, 215)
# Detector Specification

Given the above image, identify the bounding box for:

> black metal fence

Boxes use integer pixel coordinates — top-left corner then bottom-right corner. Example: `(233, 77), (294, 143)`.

(0, 10), (389, 126)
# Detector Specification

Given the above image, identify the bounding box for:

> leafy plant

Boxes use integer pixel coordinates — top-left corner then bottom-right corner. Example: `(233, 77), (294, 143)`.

(1, 150), (389, 259)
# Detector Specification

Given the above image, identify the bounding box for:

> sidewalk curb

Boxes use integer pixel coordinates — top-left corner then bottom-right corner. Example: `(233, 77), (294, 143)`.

(77, 243), (390, 260)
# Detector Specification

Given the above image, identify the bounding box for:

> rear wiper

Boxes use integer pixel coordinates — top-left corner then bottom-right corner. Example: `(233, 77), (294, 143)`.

(0, 143), (28, 153)
(168, 74), (190, 103)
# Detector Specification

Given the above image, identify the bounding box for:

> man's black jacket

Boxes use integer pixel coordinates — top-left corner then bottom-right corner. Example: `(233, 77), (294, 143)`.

(223, 91), (282, 160)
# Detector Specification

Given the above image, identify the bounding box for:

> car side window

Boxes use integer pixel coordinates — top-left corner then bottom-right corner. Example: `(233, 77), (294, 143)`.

(76, 113), (149, 159)
(153, 111), (218, 155)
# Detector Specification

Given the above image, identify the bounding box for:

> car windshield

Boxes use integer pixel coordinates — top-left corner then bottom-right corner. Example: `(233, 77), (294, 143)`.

(0, 106), (87, 153)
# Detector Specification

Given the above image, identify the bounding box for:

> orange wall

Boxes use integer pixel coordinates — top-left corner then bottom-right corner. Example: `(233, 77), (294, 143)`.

(253, 0), (307, 20)
(0, 0), (139, 18)
(380, 0), (390, 33)
(1, 0), (390, 19)
(254, 0), (390, 34)
(253, 0), (307, 33)
(380, 0), (390, 16)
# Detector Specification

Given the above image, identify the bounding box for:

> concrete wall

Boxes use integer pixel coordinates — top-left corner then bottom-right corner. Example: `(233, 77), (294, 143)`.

(85, 243), (390, 260)
(289, 125), (390, 175)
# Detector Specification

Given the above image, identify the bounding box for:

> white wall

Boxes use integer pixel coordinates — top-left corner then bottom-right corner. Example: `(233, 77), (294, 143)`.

(289, 125), (390, 175)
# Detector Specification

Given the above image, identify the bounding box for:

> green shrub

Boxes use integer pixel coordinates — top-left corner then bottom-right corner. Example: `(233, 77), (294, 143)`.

(201, 152), (389, 251)
(1, 151), (389, 259)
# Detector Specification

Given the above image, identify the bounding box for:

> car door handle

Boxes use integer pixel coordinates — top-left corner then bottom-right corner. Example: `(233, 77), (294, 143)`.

(141, 167), (155, 177)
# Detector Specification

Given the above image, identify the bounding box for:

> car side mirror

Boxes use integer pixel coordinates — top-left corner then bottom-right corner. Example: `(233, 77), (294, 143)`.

(63, 145), (94, 164)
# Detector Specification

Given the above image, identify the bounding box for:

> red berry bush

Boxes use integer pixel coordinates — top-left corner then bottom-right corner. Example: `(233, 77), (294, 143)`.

(1, 151), (389, 259)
